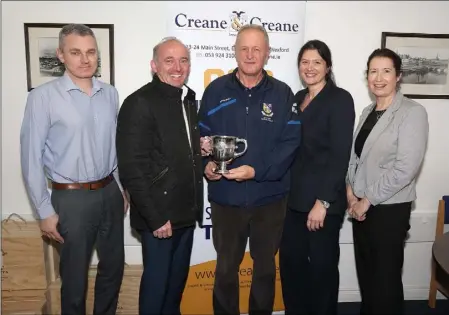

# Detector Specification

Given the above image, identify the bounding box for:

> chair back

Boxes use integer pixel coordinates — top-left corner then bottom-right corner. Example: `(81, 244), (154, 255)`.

(435, 196), (448, 238)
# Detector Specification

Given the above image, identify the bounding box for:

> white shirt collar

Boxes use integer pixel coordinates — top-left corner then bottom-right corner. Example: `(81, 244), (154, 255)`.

(181, 85), (188, 101)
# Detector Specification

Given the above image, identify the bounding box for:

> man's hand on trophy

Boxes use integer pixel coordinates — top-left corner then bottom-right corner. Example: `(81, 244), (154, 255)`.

(222, 165), (255, 182)
(205, 161), (222, 181)
(200, 136), (212, 156)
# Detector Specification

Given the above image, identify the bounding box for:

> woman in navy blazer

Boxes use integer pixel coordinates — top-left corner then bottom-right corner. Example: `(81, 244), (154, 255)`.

(279, 40), (355, 315)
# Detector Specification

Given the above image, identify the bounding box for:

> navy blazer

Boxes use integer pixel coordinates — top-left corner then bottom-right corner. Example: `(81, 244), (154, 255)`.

(288, 81), (355, 217)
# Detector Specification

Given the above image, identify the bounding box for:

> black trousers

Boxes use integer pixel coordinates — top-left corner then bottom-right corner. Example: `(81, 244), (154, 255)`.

(279, 209), (343, 315)
(51, 180), (125, 315)
(210, 197), (287, 315)
(138, 226), (194, 315)
(352, 202), (412, 315)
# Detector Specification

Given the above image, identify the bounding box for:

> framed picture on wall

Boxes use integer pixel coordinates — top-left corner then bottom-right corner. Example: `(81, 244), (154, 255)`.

(24, 23), (114, 91)
(381, 32), (449, 99)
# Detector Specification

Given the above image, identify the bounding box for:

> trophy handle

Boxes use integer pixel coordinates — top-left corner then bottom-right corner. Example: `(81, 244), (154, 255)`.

(233, 138), (248, 158)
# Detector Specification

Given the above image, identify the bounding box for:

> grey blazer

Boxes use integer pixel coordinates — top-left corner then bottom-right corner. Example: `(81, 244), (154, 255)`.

(346, 92), (429, 206)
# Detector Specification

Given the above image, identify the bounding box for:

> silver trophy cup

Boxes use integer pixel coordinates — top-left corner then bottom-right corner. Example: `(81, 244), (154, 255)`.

(211, 135), (248, 174)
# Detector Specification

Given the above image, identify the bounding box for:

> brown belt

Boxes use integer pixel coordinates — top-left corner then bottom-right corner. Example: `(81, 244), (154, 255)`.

(51, 174), (114, 191)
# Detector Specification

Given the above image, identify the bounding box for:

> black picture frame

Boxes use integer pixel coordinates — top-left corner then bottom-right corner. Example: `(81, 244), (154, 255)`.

(381, 32), (449, 99)
(24, 23), (115, 91)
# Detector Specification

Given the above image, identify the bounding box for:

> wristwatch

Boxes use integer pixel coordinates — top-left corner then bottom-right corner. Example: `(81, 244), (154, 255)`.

(319, 200), (330, 209)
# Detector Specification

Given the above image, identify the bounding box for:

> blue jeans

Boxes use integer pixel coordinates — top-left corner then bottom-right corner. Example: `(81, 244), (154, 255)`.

(139, 226), (194, 315)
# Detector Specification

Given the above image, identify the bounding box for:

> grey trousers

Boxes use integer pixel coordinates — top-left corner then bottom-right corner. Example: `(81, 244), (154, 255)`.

(51, 180), (125, 315)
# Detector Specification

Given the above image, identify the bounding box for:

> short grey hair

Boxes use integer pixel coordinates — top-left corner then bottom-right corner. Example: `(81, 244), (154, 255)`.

(236, 24), (270, 48)
(58, 24), (96, 50)
(152, 36), (191, 62)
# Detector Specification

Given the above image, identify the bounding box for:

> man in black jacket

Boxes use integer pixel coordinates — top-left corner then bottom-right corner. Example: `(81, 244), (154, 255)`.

(115, 37), (203, 315)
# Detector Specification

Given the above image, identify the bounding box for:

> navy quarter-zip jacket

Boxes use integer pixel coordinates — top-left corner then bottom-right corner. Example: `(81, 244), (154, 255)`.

(198, 68), (302, 208)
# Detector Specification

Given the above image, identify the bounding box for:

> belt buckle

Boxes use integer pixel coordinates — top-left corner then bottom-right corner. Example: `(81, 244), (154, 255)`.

(88, 183), (95, 191)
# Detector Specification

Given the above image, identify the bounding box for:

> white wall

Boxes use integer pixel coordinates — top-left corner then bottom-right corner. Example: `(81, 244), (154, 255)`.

(2, 1), (449, 302)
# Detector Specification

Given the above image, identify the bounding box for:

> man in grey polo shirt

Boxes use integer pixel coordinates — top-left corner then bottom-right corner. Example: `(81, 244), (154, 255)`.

(20, 24), (127, 315)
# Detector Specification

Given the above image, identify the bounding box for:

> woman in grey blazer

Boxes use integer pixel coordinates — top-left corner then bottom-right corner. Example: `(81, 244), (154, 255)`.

(346, 48), (429, 315)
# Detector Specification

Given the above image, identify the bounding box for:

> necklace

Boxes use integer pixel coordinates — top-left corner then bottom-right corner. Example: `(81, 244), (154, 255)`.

(375, 109), (386, 121)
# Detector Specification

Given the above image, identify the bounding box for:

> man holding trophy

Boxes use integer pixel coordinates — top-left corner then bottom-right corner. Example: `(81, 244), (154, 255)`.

(199, 24), (302, 315)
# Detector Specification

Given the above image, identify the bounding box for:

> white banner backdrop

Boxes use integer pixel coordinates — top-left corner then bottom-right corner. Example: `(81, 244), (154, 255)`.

(164, 1), (306, 313)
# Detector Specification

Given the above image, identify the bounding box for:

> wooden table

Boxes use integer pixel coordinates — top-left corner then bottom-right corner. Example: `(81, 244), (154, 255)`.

(432, 231), (449, 298)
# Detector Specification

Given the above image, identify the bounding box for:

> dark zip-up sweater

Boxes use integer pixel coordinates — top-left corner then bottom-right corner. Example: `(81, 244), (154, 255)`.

(199, 69), (302, 208)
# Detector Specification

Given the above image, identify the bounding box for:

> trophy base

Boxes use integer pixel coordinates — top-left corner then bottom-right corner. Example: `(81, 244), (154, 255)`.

(214, 162), (229, 174)
(214, 168), (230, 175)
